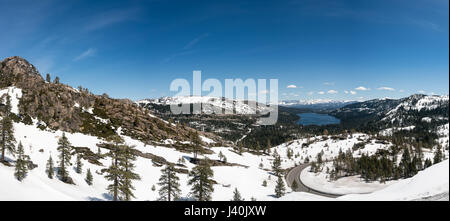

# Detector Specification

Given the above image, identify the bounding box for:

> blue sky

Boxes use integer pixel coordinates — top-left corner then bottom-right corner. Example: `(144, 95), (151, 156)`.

(1, 0), (448, 101)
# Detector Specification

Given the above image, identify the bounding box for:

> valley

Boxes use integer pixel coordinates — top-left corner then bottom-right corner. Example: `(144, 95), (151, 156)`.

(0, 56), (449, 201)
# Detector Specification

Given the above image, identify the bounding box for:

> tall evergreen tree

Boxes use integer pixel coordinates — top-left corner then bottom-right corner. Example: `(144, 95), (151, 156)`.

(433, 146), (443, 164)
(46, 155), (54, 179)
(188, 161), (214, 201)
(275, 176), (286, 198)
(231, 188), (243, 201)
(57, 133), (72, 182)
(14, 142), (28, 181)
(272, 154), (282, 177)
(0, 94), (16, 162)
(118, 144), (141, 201)
(75, 154), (83, 174)
(86, 168), (93, 185)
(399, 147), (412, 178)
(190, 131), (202, 161)
(103, 136), (123, 201)
(157, 165), (181, 201)
(103, 136), (140, 201)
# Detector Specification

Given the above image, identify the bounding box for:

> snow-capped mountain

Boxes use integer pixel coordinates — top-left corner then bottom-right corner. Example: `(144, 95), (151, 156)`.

(137, 96), (272, 115)
(331, 94), (449, 128)
(279, 99), (357, 110)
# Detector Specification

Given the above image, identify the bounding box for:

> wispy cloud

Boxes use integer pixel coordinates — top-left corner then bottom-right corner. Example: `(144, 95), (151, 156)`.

(318, 91), (325, 95)
(74, 48), (97, 61)
(327, 90), (338, 94)
(287, 84), (297, 88)
(377, 86), (395, 91)
(418, 90), (426, 94)
(184, 33), (209, 50)
(307, 91), (314, 96)
(350, 90), (357, 95)
(323, 82), (335, 86)
(355, 86), (369, 91)
(163, 33), (209, 63)
(84, 8), (140, 32)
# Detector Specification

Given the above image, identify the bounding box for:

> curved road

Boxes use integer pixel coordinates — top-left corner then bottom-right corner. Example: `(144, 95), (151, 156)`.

(286, 163), (343, 198)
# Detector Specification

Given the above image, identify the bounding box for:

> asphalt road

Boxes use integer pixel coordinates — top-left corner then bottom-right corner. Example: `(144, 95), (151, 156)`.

(286, 163), (343, 198)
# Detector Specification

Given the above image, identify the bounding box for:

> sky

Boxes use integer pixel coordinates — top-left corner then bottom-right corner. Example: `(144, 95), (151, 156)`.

(0, 0), (448, 101)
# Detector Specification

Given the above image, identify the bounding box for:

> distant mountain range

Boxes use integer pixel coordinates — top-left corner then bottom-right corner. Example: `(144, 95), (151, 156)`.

(137, 96), (272, 115)
(330, 94), (449, 129)
(279, 99), (358, 110)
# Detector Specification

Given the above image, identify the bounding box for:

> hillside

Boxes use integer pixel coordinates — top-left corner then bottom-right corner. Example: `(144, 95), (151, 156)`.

(330, 95), (449, 130)
(0, 56), (222, 149)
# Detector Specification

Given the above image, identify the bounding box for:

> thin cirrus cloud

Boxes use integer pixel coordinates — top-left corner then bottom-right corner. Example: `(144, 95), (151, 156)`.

(377, 87), (395, 91)
(184, 33), (209, 50)
(74, 48), (97, 61)
(318, 91), (325, 95)
(83, 8), (141, 32)
(327, 90), (338, 94)
(350, 90), (357, 95)
(286, 85), (297, 88)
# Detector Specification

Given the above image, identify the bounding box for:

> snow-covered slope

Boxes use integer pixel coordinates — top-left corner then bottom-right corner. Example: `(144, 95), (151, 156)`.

(339, 159), (449, 201)
(279, 160), (449, 201)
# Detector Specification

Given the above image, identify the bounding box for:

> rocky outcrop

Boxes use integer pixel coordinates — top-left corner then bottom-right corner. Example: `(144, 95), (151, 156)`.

(0, 56), (222, 149)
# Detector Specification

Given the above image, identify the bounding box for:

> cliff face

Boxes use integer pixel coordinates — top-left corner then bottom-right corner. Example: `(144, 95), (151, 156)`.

(0, 56), (222, 147)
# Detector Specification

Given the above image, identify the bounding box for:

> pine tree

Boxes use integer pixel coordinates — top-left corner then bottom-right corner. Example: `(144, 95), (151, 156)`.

(237, 143), (244, 155)
(158, 165), (181, 201)
(57, 133), (72, 182)
(231, 188), (243, 201)
(54, 76), (60, 84)
(218, 151), (225, 162)
(75, 154), (83, 174)
(433, 146), (443, 165)
(46, 155), (54, 179)
(103, 135), (124, 201)
(46, 73), (51, 82)
(424, 158), (433, 168)
(274, 176), (286, 198)
(190, 131), (202, 161)
(0, 94), (16, 162)
(399, 147), (411, 178)
(14, 142), (28, 181)
(272, 154), (282, 177)
(291, 179), (298, 191)
(86, 168), (93, 185)
(188, 161), (214, 201)
(118, 144), (141, 201)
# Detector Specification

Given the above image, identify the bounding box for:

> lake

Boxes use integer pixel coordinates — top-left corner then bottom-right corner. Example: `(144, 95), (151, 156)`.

(296, 113), (341, 126)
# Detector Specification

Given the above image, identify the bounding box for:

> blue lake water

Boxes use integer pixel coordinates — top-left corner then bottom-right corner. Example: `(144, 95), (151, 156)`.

(297, 113), (341, 126)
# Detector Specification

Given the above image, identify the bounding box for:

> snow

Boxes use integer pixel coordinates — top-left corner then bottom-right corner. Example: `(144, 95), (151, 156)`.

(0, 122), (287, 201)
(200, 135), (215, 144)
(422, 117), (432, 123)
(379, 126), (415, 136)
(300, 164), (397, 195)
(339, 160), (449, 201)
(1, 90), (448, 201)
(280, 160), (449, 201)
(0, 86), (22, 114)
(138, 96), (271, 115)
